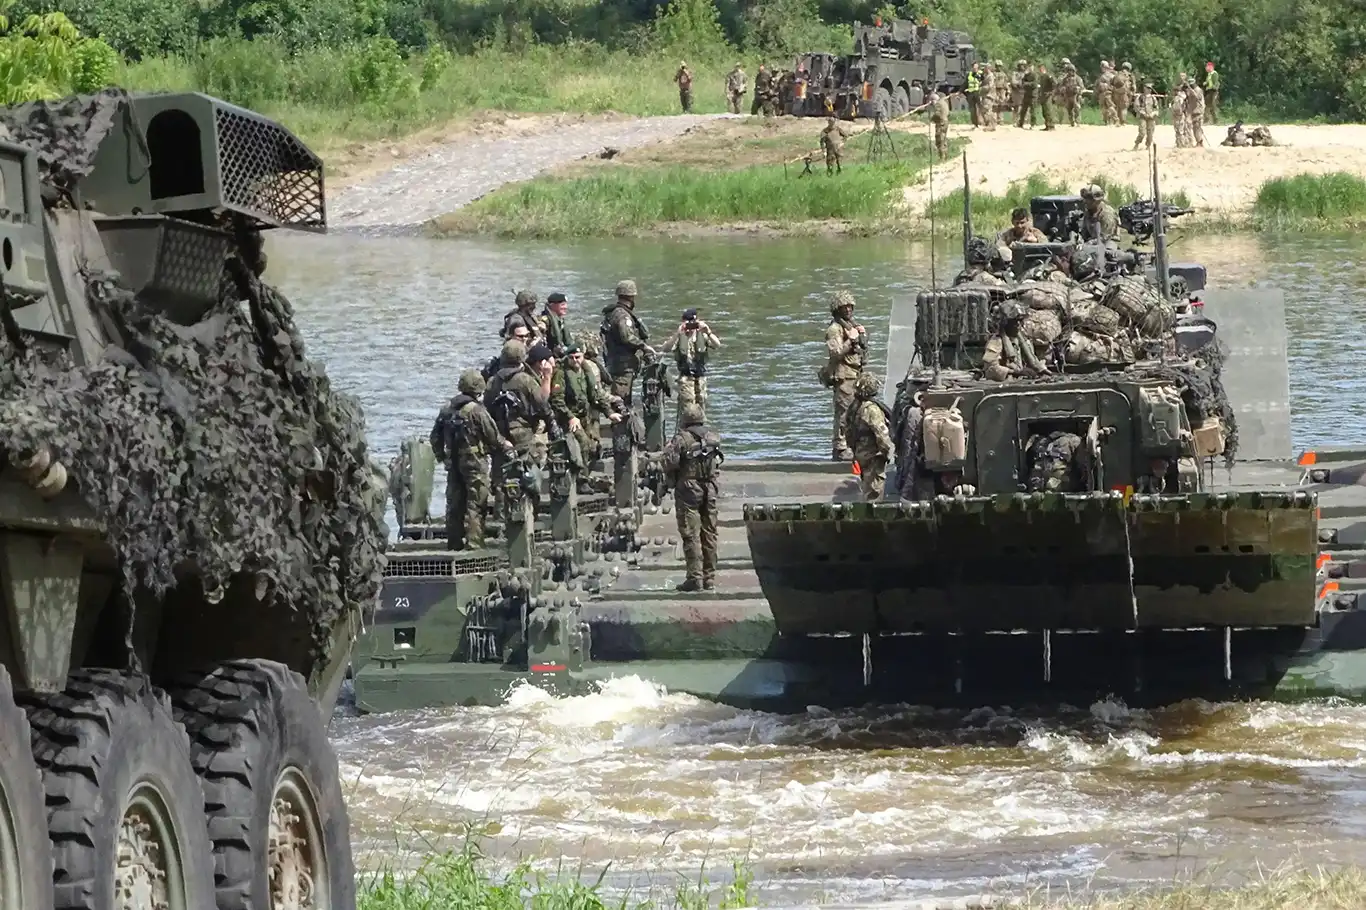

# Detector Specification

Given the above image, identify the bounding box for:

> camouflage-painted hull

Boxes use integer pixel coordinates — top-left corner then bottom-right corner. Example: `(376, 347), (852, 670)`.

(744, 491), (1319, 636)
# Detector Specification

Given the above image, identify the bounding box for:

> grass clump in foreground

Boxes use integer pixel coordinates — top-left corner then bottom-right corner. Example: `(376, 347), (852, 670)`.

(438, 132), (963, 238)
(358, 845), (756, 910)
(926, 171), (1192, 238)
(1025, 865), (1366, 909)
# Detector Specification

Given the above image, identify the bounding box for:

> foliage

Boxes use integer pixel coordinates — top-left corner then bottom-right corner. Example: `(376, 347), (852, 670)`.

(652, 0), (732, 61)
(1253, 172), (1366, 221)
(8, 0), (197, 59)
(347, 35), (418, 102)
(0, 2), (120, 103)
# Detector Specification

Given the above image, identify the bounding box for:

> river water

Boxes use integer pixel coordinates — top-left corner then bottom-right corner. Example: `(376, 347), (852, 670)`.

(271, 230), (1366, 905)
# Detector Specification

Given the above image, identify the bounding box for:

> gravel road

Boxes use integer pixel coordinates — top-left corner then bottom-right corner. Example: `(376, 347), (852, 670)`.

(330, 113), (734, 233)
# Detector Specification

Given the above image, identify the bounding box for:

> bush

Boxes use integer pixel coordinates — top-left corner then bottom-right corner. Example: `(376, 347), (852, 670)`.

(1253, 172), (1366, 220)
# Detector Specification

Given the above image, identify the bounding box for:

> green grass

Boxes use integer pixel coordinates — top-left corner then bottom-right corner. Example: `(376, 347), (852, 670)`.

(357, 844), (757, 910)
(435, 134), (965, 238)
(1253, 172), (1366, 222)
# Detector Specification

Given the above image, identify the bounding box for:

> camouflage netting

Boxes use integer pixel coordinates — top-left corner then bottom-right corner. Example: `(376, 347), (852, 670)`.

(1131, 335), (1239, 469)
(0, 88), (146, 201)
(0, 270), (388, 660)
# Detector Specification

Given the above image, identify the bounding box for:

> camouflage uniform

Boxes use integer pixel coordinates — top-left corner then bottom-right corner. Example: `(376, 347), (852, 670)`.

(992, 59), (1008, 115)
(820, 118), (848, 174)
(1096, 62), (1116, 125)
(1016, 66), (1038, 128)
(993, 222), (1046, 263)
(430, 370), (507, 550)
(1009, 60), (1027, 120)
(928, 93), (950, 158)
(1036, 66), (1056, 130)
(1186, 78), (1207, 147)
(845, 371), (894, 501)
(1133, 83), (1158, 150)
(982, 301), (1047, 381)
(1172, 77), (1191, 147)
(502, 290), (541, 343)
(752, 64), (773, 116)
(550, 346), (617, 467)
(600, 279), (652, 405)
(1113, 63), (1134, 125)
(726, 64), (747, 114)
(979, 65), (998, 130)
(666, 319), (714, 423)
(1026, 430), (1086, 492)
(484, 340), (554, 506)
(1058, 60), (1084, 126)
(661, 403), (722, 591)
(823, 290), (867, 459)
(675, 62), (693, 113)
(1079, 184), (1119, 242)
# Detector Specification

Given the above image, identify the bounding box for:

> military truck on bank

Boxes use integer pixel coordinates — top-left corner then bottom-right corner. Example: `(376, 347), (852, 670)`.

(359, 154), (1366, 713)
(0, 89), (387, 910)
(789, 16), (976, 119)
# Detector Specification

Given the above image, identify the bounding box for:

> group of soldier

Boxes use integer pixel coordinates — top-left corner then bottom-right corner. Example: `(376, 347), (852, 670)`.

(674, 61), (797, 116)
(429, 284), (727, 592)
(965, 58), (1222, 149)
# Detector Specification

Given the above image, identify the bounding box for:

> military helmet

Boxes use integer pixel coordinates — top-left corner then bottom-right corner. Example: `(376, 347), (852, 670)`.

(998, 300), (1027, 323)
(1060, 57), (1071, 65)
(1144, 81), (1154, 89)
(1081, 183), (1105, 200)
(965, 235), (992, 266)
(458, 369), (485, 395)
(1122, 61), (1132, 70)
(574, 330), (601, 355)
(854, 370), (882, 398)
(830, 289), (856, 313)
(994, 58), (1003, 67)
(1016, 58), (1027, 67)
(501, 339), (527, 364)
(679, 403), (705, 427)
(827, 116), (836, 125)
(616, 278), (637, 298)
(515, 289), (538, 308)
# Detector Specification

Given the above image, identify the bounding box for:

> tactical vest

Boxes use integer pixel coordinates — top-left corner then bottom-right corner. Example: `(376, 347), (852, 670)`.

(966, 71), (980, 93)
(444, 396), (478, 455)
(680, 426), (724, 481)
(600, 303), (650, 368)
(675, 331), (709, 378)
(487, 369), (530, 434)
(848, 398), (894, 448)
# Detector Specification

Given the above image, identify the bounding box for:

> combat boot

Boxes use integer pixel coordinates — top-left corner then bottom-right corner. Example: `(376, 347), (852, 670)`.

(703, 578), (716, 590)
(676, 578), (703, 592)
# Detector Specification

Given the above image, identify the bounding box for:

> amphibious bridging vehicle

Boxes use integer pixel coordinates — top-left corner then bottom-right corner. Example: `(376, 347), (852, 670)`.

(358, 180), (1366, 715)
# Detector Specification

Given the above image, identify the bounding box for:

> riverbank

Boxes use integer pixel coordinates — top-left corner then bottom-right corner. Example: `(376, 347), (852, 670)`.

(409, 117), (1366, 239)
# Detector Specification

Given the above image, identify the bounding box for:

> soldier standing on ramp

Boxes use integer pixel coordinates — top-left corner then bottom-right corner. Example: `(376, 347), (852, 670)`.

(675, 61), (693, 112)
(600, 279), (655, 406)
(821, 290), (867, 460)
(846, 371), (895, 501)
(430, 370), (511, 550)
(662, 403), (723, 592)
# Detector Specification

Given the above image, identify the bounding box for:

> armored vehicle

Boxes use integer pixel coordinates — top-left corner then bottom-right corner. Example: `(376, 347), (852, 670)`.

(789, 17), (976, 119)
(0, 89), (386, 910)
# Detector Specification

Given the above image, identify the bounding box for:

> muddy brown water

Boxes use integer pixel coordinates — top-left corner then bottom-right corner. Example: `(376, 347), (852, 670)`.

(270, 230), (1366, 905)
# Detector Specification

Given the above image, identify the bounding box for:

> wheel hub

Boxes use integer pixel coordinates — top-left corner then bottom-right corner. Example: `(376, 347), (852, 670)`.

(269, 769), (329, 910)
(115, 804), (170, 910)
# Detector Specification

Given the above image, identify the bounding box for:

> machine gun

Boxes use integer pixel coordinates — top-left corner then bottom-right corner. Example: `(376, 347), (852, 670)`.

(1119, 199), (1194, 244)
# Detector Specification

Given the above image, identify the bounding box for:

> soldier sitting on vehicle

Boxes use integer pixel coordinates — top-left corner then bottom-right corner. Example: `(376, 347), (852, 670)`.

(993, 207), (1047, 263)
(981, 301), (1049, 381)
(1025, 430), (1090, 492)
(954, 236), (1009, 286)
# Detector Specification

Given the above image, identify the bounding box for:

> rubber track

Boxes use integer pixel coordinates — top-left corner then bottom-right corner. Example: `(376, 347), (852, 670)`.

(19, 670), (191, 910)
(170, 659), (305, 910)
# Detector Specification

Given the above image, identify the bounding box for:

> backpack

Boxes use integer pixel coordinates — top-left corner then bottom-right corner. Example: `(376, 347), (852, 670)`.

(488, 388), (524, 434)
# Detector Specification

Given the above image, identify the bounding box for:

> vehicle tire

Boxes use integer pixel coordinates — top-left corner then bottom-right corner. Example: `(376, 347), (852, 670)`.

(874, 87), (893, 120)
(21, 670), (216, 910)
(893, 85), (911, 118)
(0, 666), (52, 910)
(172, 660), (356, 910)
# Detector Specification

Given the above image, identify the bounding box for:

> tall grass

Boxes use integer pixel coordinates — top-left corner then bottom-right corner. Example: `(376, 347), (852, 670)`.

(1253, 172), (1366, 221)
(439, 137), (961, 237)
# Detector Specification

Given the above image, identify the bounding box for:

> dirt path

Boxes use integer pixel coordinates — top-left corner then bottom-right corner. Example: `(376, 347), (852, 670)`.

(898, 122), (1366, 216)
(330, 112), (736, 231)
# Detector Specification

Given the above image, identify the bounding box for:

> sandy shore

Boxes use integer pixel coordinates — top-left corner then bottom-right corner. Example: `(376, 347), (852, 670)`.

(897, 122), (1366, 215)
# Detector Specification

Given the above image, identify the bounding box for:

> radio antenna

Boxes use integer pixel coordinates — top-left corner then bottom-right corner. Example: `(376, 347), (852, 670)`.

(929, 154), (941, 386)
(1152, 144), (1172, 301)
(961, 150), (971, 264)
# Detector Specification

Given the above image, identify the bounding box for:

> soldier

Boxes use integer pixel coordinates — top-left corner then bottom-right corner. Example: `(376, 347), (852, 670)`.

(982, 301), (1048, 381)
(1025, 430), (1088, 492)
(1186, 76), (1207, 147)
(993, 59), (1008, 116)
(1133, 81), (1159, 150)
(675, 61), (693, 113)
(1203, 62), (1220, 124)
(430, 370), (510, 550)
(725, 63), (747, 114)
(979, 62), (998, 130)
(994, 207), (1046, 262)
(819, 116), (849, 175)
(662, 307), (721, 423)
(484, 339), (554, 509)
(575, 329), (610, 385)
(1037, 64), (1056, 130)
(483, 323), (531, 379)
(1016, 63), (1038, 128)
(1010, 59), (1028, 121)
(550, 343), (622, 470)
(924, 91), (951, 159)
(966, 61), (983, 128)
(1221, 120), (1249, 147)
(502, 290), (541, 342)
(1079, 183), (1119, 242)
(954, 236), (1009, 286)
(1171, 75), (1191, 147)
(661, 403), (723, 592)
(845, 371), (894, 502)
(1096, 61), (1115, 125)
(600, 278), (654, 405)
(1114, 62), (1135, 126)
(752, 64), (772, 116)
(1057, 60), (1082, 127)
(539, 291), (573, 357)
(823, 289), (867, 460)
